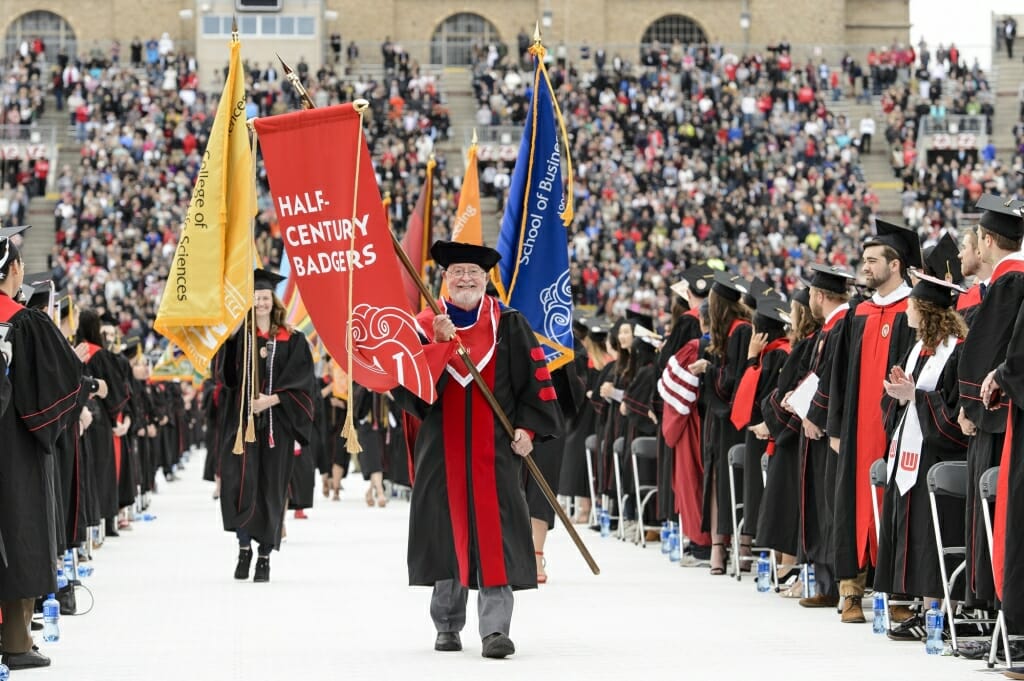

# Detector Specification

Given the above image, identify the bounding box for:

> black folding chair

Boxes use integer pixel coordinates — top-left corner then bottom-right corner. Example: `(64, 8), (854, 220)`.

(630, 436), (660, 546)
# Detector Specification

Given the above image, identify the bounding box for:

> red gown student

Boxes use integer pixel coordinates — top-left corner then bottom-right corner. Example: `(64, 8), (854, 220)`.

(957, 195), (1024, 609)
(0, 231), (84, 670)
(393, 241), (562, 660)
(827, 220), (918, 623)
(216, 269), (315, 584)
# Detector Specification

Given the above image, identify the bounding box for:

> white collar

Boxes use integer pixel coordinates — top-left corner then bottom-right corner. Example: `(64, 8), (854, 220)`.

(824, 303), (849, 326)
(993, 250), (1024, 272)
(872, 282), (911, 306)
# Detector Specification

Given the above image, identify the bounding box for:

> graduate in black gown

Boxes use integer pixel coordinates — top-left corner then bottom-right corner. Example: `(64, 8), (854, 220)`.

(0, 234), (84, 669)
(757, 289), (820, 582)
(795, 265), (854, 607)
(323, 359), (350, 500)
(956, 195), (1024, 610)
(731, 294), (791, 552)
(217, 269), (315, 583)
(352, 383), (390, 507)
(394, 242), (562, 659)
(827, 221), (918, 622)
(596, 320), (632, 507)
(620, 329), (660, 531)
(688, 271), (752, 575)
(874, 272), (968, 636)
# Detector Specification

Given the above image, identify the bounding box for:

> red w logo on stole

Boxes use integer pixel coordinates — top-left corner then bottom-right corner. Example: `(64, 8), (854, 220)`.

(899, 450), (919, 472)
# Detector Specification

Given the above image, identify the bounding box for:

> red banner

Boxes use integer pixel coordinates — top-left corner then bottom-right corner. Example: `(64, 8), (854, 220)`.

(253, 104), (439, 403)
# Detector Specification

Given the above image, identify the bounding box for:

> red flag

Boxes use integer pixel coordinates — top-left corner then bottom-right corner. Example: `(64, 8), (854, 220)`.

(399, 157), (436, 312)
(253, 104), (440, 403)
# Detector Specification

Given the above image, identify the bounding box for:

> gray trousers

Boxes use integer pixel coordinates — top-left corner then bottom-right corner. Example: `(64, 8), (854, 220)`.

(430, 579), (514, 638)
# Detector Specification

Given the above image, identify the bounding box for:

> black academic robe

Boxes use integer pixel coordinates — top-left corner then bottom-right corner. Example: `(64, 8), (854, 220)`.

(82, 344), (129, 520)
(117, 367), (141, 510)
(55, 376), (94, 550)
(701, 320), (752, 536)
(353, 385), (387, 479)
(558, 357), (600, 499)
(286, 378), (319, 511)
(958, 260), (1024, 606)
(0, 296), (84, 599)
(593, 361), (620, 497)
(993, 291), (1024, 629)
(734, 339), (790, 540)
(874, 341), (967, 598)
(798, 308), (848, 596)
(138, 382), (160, 495)
(827, 292), (914, 579)
(622, 361), (659, 521)
(758, 334), (816, 555)
(217, 327), (315, 550)
(397, 303), (562, 590)
(386, 407), (412, 488)
(201, 379), (221, 482)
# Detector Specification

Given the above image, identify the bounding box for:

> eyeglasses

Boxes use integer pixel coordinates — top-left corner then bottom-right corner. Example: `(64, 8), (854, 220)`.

(446, 267), (487, 279)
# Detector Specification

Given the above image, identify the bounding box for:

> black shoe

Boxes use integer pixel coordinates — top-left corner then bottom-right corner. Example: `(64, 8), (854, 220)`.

(886, 614), (926, 641)
(104, 519), (120, 538)
(30, 619), (43, 631)
(234, 548), (253, 580)
(481, 632), (515, 659)
(253, 556), (270, 582)
(2, 649), (51, 669)
(689, 544), (712, 561)
(434, 632), (462, 652)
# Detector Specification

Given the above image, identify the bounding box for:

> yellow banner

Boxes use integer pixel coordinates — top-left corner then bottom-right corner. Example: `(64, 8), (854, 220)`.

(154, 38), (255, 376)
(441, 143), (483, 299)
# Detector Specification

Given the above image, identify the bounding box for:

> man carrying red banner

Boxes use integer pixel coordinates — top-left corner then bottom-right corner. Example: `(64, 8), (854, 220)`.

(392, 240), (562, 660)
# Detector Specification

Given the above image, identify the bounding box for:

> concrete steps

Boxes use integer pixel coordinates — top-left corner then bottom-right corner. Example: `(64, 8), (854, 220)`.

(828, 97), (903, 217)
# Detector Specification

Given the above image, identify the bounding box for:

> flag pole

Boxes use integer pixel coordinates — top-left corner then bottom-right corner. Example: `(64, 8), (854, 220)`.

(279, 60), (598, 576)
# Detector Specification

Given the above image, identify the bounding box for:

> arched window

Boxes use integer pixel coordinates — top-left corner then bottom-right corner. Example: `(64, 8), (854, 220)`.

(641, 14), (708, 50)
(430, 13), (501, 66)
(5, 11), (77, 62)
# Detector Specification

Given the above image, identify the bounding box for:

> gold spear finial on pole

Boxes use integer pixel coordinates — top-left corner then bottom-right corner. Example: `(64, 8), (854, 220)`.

(533, 21), (542, 44)
(277, 53), (315, 110)
(231, 16), (238, 42)
(471, 127), (478, 145)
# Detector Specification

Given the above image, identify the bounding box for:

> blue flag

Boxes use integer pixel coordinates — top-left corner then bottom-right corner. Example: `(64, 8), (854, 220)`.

(495, 45), (575, 371)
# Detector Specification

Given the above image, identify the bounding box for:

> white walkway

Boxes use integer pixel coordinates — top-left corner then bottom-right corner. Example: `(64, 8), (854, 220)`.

(46, 449), (995, 681)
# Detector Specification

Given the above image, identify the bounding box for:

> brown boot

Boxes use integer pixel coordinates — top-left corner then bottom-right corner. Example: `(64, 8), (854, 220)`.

(841, 596), (866, 623)
(798, 593), (840, 608)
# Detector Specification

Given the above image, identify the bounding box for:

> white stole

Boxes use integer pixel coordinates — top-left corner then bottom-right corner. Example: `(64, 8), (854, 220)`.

(887, 336), (958, 495)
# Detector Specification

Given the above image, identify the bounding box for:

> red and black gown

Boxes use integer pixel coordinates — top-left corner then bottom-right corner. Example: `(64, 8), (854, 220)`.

(874, 340), (966, 598)
(758, 333), (816, 556)
(216, 327), (315, 551)
(958, 254), (1024, 606)
(396, 297), (562, 590)
(827, 289), (913, 580)
(0, 293), (84, 600)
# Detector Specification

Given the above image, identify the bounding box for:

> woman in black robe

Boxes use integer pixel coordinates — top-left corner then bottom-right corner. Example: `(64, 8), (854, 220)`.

(874, 274), (968, 628)
(216, 270), (315, 583)
(352, 384), (389, 507)
(74, 309), (131, 538)
(688, 273), (752, 575)
(757, 292), (820, 582)
(0, 238), (84, 664)
(596, 320), (632, 509)
(621, 335), (660, 528)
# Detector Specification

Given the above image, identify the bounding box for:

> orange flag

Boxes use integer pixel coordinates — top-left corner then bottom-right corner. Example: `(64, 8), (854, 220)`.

(440, 140), (483, 298)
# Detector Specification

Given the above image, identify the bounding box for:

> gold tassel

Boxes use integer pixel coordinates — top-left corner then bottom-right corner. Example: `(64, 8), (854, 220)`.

(232, 316), (249, 454)
(342, 408), (361, 454)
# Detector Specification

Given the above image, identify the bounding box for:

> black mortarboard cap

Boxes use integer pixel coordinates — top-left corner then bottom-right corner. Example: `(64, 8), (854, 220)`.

(0, 225), (31, 240)
(673, 263), (716, 298)
(430, 240), (501, 270)
(588, 316), (610, 339)
(976, 193), (1024, 241)
(755, 294), (792, 328)
(625, 308), (654, 331)
(908, 268), (965, 308)
(122, 335), (144, 360)
(711, 270), (749, 303)
(793, 287), (811, 307)
(923, 233), (963, 284)
(253, 268), (286, 291)
(100, 311), (118, 326)
(743, 279), (776, 308)
(808, 263), (855, 294)
(866, 219), (923, 270)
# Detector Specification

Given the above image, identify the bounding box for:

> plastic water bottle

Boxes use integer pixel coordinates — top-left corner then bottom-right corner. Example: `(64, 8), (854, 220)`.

(56, 565), (68, 591)
(873, 593), (887, 633)
(668, 526), (681, 562)
(925, 601), (944, 655)
(0, 661), (9, 680)
(63, 550), (75, 581)
(599, 509), (610, 538)
(756, 552), (771, 592)
(660, 521), (670, 553)
(41, 593), (60, 643)
(138, 513), (156, 522)
(803, 564), (817, 599)
(77, 563), (94, 578)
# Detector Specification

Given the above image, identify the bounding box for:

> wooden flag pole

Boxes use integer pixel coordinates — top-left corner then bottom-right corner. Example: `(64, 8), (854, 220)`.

(278, 63), (598, 576)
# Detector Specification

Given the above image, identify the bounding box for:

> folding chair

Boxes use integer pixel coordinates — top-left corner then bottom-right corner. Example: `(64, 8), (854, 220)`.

(612, 437), (628, 540)
(630, 437), (660, 546)
(980, 466), (1019, 669)
(869, 458), (887, 544)
(727, 444), (774, 581)
(928, 460), (994, 655)
(584, 434), (600, 526)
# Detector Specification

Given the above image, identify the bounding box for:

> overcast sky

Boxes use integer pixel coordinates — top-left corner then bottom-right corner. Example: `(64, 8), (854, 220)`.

(909, 0), (1021, 69)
